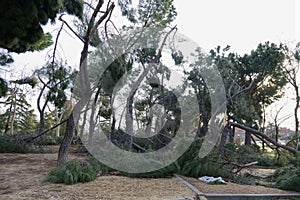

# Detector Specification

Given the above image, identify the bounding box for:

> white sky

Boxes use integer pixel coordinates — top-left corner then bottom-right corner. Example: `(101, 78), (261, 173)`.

(174, 0), (297, 54)
(10, 0), (300, 130)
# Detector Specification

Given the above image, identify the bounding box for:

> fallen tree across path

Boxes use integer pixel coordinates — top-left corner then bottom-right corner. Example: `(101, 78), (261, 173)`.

(229, 122), (298, 155)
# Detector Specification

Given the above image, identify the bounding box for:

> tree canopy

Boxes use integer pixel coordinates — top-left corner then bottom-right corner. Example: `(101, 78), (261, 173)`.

(0, 0), (83, 53)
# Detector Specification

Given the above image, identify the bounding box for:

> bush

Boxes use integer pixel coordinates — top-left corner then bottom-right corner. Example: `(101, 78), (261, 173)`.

(33, 131), (62, 146)
(224, 143), (278, 167)
(271, 165), (300, 192)
(235, 144), (261, 164)
(44, 159), (98, 184)
(233, 173), (257, 185)
(257, 155), (276, 167)
(0, 134), (31, 153)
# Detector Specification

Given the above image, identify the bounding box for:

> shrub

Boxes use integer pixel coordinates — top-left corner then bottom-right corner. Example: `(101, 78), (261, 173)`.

(33, 131), (62, 146)
(44, 159), (98, 184)
(272, 165), (300, 192)
(258, 155), (276, 167)
(233, 173), (257, 185)
(0, 134), (31, 153)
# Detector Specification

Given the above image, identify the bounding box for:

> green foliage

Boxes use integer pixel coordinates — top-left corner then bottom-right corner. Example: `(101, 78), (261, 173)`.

(258, 155), (276, 167)
(0, 78), (8, 97)
(270, 165), (300, 192)
(0, 52), (14, 66)
(0, 0), (83, 53)
(233, 173), (257, 185)
(178, 139), (233, 179)
(118, 0), (177, 27)
(26, 33), (54, 52)
(0, 134), (30, 153)
(0, 52), (13, 97)
(210, 42), (288, 138)
(46, 139), (235, 185)
(0, 87), (38, 135)
(10, 77), (38, 88)
(37, 61), (77, 110)
(44, 159), (97, 185)
(224, 143), (277, 167)
(33, 132), (62, 146)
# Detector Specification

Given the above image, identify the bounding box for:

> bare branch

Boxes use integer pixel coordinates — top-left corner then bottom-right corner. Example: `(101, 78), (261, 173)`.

(52, 22), (64, 72)
(90, 2), (115, 39)
(59, 14), (85, 43)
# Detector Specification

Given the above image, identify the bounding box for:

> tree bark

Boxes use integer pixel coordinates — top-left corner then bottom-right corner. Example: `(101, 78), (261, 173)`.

(57, 115), (74, 165)
(219, 124), (229, 154)
(294, 86), (300, 151)
(245, 131), (252, 145)
(199, 84), (208, 136)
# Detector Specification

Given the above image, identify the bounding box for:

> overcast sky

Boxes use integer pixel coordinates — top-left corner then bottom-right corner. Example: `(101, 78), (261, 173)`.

(13, 0), (298, 65)
(11, 0), (299, 129)
(174, 0), (296, 53)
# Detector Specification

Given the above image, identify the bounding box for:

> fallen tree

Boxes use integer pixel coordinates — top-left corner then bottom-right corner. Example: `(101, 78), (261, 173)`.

(229, 122), (297, 155)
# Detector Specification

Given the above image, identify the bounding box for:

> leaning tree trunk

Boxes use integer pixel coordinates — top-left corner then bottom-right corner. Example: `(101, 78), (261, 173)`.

(57, 114), (75, 165)
(57, 1), (115, 166)
(57, 46), (90, 165)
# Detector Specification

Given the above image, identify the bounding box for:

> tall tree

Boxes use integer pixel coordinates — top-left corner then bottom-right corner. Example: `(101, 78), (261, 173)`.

(57, 0), (115, 165)
(210, 42), (288, 145)
(283, 43), (300, 151)
(0, 80), (37, 135)
(58, 0), (178, 164)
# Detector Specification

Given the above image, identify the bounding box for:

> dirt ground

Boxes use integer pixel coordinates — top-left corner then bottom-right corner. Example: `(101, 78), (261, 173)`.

(0, 146), (299, 200)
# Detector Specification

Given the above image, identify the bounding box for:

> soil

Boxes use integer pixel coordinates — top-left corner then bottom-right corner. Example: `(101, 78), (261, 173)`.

(0, 146), (299, 200)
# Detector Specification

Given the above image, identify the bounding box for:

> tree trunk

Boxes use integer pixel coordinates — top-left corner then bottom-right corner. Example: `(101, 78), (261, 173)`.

(4, 104), (12, 134)
(10, 96), (16, 135)
(245, 131), (252, 145)
(39, 112), (45, 134)
(145, 88), (154, 136)
(57, 114), (74, 165)
(57, 1), (115, 165)
(229, 125), (234, 143)
(199, 85), (208, 136)
(88, 98), (96, 146)
(294, 86), (300, 151)
(125, 95), (134, 150)
(56, 111), (64, 137)
(219, 124), (229, 154)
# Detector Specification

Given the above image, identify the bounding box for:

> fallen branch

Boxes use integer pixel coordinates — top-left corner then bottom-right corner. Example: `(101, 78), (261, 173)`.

(230, 122), (297, 154)
(232, 161), (258, 174)
(23, 119), (68, 143)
